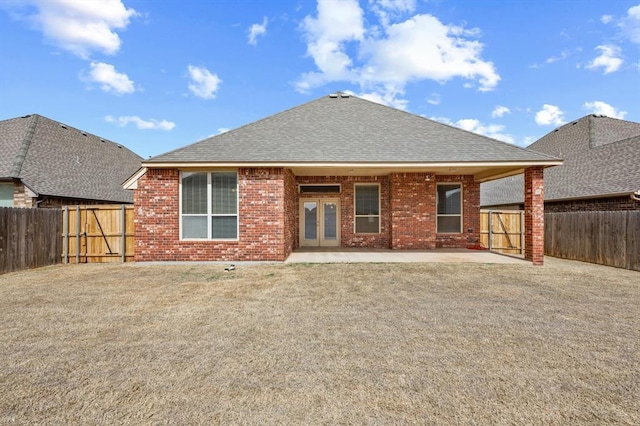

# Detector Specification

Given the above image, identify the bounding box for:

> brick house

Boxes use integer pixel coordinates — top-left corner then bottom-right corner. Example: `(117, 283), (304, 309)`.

(481, 114), (640, 212)
(0, 114), (142, 207)
(126, 93), (560, 265)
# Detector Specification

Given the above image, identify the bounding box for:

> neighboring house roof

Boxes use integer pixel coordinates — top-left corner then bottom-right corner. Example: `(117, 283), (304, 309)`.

(0, 114), (142, 203)
(148, 93), (558, 166)
(481, 115), (640, 206)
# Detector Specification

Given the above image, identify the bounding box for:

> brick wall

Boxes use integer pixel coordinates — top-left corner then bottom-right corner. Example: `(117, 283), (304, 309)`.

(134, 167), (290, 261)
(296, 176), (391, 248)
(388, 173), (480, 249)
(13, 182), (34, 208)
(524, 166), (544, 265)
(390, 173), (435, 249)
(546, 196), (640, 212)
(135, 168), (484, 261)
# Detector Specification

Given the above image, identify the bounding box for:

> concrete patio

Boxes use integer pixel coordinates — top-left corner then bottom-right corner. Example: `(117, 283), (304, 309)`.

(285, 248), (528, 264)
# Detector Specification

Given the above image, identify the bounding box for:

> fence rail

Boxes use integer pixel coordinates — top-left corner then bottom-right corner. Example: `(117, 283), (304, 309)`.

(62, 205), (134, 263)
(0, 207), (62, 274)
(545, 211), (640, 271)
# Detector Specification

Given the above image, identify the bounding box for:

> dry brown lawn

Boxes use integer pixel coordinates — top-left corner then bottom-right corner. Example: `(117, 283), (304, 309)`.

(1, 258), (638, 424)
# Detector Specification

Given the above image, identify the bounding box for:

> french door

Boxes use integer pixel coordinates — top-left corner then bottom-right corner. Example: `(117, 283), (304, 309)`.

(300, 199), (340, 247)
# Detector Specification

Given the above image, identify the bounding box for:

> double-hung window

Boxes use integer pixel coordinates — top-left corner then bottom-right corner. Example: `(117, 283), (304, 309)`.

(181, 171), (238, 239)
(355, 184), (380, 233)
(436, 183), (462, 233)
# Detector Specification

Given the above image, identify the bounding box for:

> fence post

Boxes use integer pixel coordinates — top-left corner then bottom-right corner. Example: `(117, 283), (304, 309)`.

(520, 210), (525, 255)
(121, 205), (126, 263)
(488, 210), (493, 251)
(63, 206), (68, 264)
(75, 205), (80, 264)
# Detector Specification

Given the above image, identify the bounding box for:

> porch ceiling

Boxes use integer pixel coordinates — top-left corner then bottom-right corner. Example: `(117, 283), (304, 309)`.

(289, 164), (547, 182)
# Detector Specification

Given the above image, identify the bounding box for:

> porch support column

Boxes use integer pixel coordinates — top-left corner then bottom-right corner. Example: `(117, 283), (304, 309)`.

(524, 166), (545, 265)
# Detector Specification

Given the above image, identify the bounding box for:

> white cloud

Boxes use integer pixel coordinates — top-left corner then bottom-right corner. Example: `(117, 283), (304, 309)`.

(583, 101), (627, 119)
(105, 115), (175, 130)
(9, 0), (137, 58)
(187, 65), (222, 99)
(453, 118), (515, 144)
(248, 17), (268, 46)
(431, 116), (515, 144)
(357, 89), (408, 110)
(296, 1), (500, 107)
(491, 105), (510, 118)
(601, 14), (613, 24)
(84, 61), (135, 95)
(426, 93), (440, 105)
(545, 49), (569, 64)
(370, 0), (417, 27)
(297, 0), (364, 91)
(535, 104), (566, 126)
(586, 45), (623, 74)
(620, 5), (640, 44)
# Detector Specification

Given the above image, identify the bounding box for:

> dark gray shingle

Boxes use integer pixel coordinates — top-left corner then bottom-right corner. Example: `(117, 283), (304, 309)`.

(0, 114), (142, 203)
(481, 115), (640, 206)
(149, 93), (557, 164)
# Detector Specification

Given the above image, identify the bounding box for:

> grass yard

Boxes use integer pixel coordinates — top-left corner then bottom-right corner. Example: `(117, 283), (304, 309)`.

(1, 258), (639, 424)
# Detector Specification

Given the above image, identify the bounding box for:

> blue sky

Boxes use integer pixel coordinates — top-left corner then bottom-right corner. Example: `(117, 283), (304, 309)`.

(1, 0), (638, 159)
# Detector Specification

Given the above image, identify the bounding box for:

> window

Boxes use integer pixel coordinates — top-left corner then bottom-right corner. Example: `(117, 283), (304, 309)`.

(355, 184), (380, 233)
(181, 171), (238, 239)
(299, 185), (341, 194)
(437, 183), (462, 233)
(0, 183), (13, 207)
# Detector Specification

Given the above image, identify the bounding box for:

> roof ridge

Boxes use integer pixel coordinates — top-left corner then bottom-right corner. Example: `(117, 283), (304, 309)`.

(10, 114), (39, 178)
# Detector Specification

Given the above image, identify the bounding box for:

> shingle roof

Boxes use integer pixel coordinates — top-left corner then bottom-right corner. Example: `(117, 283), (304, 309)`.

(481, 115), (640, 206)
(149, 93), (557, 164)
(0, 114), (142, 203)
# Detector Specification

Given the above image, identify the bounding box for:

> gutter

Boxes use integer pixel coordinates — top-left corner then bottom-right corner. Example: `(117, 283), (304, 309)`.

(631, 191), (640, 202)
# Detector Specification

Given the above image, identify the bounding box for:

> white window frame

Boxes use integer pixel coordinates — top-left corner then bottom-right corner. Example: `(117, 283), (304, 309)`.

(354, 183), (381, 234)
(436, 182), (463, 234)
(179, 171), (239, 241)
(297, 183), (342, 194)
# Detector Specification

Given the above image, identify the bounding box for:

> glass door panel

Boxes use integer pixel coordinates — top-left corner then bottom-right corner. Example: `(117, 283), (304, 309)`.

(323, 202), (337, 240)
(304, 201), (318, 242)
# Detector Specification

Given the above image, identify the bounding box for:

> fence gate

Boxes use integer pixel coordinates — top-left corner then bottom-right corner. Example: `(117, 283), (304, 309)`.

(480, 210), (524, 255)
(62, 204), (134, 263)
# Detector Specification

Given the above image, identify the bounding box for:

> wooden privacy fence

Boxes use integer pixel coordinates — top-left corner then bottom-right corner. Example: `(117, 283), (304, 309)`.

(0, 207), (62, 274)
(62, 205), (134, 263)
(480, 210), (524, 255)
(545, 211), (640, 271)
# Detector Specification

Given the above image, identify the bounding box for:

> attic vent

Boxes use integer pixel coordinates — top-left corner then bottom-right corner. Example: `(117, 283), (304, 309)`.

(329, 93), (338, 98)
(82, 132), (87, 136)
(100, 138), (106, 142)
(571, 121), (577, 125)
(60, 124), (67, 129)
(117, 145), (123, 149)
(340, 93), (350, 98)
